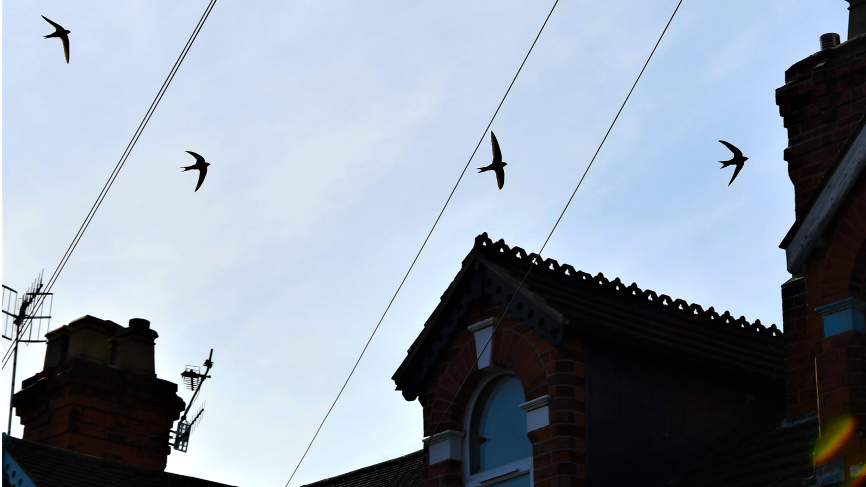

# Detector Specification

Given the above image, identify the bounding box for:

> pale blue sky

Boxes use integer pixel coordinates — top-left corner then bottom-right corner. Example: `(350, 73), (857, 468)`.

(2, 1), (849, 486)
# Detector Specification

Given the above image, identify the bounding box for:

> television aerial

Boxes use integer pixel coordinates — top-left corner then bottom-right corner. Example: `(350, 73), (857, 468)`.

(3, 272), (53, 435)
(171, 348), (214, 452)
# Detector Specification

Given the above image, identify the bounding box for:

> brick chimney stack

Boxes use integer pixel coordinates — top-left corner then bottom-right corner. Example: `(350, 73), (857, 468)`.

(12, 315), (185, 470)
(777, 2), (866, 484)
(776, 38), (866, 218)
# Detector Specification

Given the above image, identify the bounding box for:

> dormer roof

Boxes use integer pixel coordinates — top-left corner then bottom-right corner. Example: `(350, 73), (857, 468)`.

(393, 233), (784, 401)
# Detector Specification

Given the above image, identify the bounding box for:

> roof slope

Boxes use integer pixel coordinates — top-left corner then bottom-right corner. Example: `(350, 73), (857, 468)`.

(394, 233), (785, 400)
(300, 451), (422, 487)
(2, 435), (236, 487)
(780, 115), (866, 272)
(665, 414), (817, 487)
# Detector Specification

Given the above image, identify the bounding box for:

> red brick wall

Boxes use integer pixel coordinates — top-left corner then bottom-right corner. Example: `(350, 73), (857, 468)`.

(794, 187), (866, 473)
(13, 358), (184, 470)
(778, 34), (866, 478)
(776, 30), (866, 480)
(776, 35), (866, 216)
(810, 185), (866, 466)
(781, 276), (811, 417)
(418, 302), (586, 487)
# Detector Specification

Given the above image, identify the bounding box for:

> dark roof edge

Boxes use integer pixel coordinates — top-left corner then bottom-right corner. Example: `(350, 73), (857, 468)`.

(300, 450), (422, 487)
(3, 434), (237, 487)
(780, 114), (866, 250)
(473, 234), (780, 339)
(390, 248), (481, 386)
(3, 434), (37, 487)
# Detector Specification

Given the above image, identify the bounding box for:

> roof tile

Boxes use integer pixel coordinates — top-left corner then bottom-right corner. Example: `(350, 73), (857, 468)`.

(300, 451), (422, 487)
(2, 435), (236, 487)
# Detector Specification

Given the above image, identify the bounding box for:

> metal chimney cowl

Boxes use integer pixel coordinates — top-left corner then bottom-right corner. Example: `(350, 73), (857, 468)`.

(821, 33), (841, 50)
(848, 0), (866, 39)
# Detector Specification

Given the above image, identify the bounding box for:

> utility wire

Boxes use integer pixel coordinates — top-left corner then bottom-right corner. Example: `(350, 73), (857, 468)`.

(3, 0), (218, 368)
(281, 3), (560, 486)
(395, 1), (683, 485)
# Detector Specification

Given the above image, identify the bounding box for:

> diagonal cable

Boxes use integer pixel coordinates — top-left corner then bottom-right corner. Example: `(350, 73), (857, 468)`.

(394, 1), (684, 485)
(281, 3), (560, 486)
(3, 0), (218, 368)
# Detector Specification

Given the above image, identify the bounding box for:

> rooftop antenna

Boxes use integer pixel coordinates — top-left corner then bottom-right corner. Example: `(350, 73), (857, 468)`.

(2, 272), (53, 435)
(171, 348), (213, 452)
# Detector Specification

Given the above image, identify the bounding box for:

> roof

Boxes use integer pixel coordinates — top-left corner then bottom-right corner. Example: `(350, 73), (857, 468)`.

(779, 114), (866, 273)
(2, 434), (236, 487)
(393, 233), (785, 400)
(665, 414), (818, 487)
(300, 451), (423, 487)
(295, 418), (815, 487)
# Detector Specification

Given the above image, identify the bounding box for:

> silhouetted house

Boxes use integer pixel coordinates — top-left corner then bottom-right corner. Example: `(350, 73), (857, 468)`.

(303, 3), (866, 487)
(2, 315), (234, 487)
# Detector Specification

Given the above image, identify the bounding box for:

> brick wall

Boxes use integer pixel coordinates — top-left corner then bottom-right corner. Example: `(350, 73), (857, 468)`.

(418, 301), (586, 487)
(13, 358), (185, 470)
(795, 186), (866, 476)
(776, 35), (866, 217)
(808, 181), (866, 424)
(12, 316), (185, 471)
(777, 28), (866, 480)
(781, 277), (812, 417)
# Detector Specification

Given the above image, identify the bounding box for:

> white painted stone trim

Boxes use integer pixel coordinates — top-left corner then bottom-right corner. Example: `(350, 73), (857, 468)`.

(465, 457), (532, 487)
(468, 318), (499, 371)
(468, 317), (497, 333)
(519, 395), (550, 432)
(423, 430), (465, 464)
(478, 468), (523, 486)
(784, 120), (866, 273)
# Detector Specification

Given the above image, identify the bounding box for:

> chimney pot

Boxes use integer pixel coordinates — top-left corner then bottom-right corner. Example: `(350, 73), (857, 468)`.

(847, 0), (866, 39)
(821, 33), (841, 50)
(129, 318), (150, 330)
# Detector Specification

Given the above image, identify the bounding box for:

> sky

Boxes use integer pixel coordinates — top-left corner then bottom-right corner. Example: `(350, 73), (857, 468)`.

(0, 1), (851, 486)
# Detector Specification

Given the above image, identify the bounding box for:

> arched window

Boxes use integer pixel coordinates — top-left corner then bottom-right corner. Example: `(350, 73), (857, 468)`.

(466, 374), (532, 487)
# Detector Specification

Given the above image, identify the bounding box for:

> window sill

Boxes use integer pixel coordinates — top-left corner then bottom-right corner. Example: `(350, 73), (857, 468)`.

(465, 457), (531, 487)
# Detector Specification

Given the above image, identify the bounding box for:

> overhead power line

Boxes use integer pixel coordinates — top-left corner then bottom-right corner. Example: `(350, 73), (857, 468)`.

(3, 0), (219, 368)
(394, 1), (684, 485)
(281, 3), (561, 486)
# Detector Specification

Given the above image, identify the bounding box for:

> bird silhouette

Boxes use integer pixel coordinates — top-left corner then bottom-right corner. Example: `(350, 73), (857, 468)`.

(41, 16), (70, 63)
(181, 151), (210, 192)
(477, 132), (507, 189)
(718, 140), (747, 185)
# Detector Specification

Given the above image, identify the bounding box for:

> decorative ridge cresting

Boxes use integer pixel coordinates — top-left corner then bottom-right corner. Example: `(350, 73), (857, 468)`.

(472, 233), (782, 340)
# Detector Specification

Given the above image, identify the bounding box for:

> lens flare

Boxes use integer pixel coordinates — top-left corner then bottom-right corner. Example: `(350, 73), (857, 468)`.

(814, 415), (856, 465)
(848, 474), (866, 487)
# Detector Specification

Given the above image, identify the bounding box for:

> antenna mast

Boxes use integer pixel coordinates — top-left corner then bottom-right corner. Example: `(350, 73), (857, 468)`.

(2, 272), (54, 435)
(171, 348), (214, 452)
